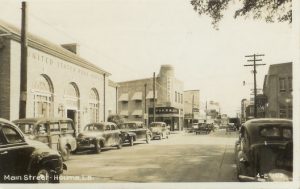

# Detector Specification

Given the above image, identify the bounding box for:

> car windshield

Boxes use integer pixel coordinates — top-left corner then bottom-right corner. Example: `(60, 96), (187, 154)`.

(119, 123), (136, 129)
(150, 123), (163, 127)
(84, 124), (104, 131)
(15, 123), (35, 135)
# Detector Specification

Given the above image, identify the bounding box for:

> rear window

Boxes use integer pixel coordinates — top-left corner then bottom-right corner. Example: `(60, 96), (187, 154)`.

(260, 126), (292, 139)
(61, 122), (74, 132)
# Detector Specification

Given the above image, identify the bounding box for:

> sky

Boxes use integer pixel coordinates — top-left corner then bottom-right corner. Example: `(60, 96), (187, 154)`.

(0, 0), (293, 117)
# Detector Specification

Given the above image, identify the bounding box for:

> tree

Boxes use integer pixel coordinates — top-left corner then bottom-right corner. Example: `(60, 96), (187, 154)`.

(190, 0), (292, 29)
(107, 114), (125, 125)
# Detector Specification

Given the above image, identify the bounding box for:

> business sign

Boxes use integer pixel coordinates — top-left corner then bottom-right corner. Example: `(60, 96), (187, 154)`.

(148, 107), (179, 114)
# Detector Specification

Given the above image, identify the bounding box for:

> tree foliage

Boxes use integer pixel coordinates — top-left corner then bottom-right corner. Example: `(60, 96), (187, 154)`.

(190, 0), (292, 29)
(107, 114), (125, 125)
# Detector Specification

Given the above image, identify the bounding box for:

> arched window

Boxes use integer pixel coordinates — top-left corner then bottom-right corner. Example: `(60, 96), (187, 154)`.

(89, 88), (99, 122)
(33, 74), (54, 118)
(64, 82), (80, 131)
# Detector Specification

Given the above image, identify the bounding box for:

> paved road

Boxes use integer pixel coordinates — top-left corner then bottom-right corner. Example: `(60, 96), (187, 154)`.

(61, 129), (239, 183)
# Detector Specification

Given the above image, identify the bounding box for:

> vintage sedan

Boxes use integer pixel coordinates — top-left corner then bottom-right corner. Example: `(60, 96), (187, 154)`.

(235, 118), (293, 182)
(76, 122), (122, 153)
(118, 121), (152, 146)
(0, 118), (66, 183)
(149, 122), (169, 140)
(13, 118), (77, 161)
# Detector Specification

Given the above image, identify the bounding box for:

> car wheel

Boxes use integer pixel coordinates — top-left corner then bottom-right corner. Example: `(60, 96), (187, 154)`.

(159, 134), (162, 140)
(166, 134), (169, 139)
(146, 134), (151, 144)
(129, 136), (134, 146)
(36, 168), (59, 183)
(94, 140), (101, 154)
(61, 145), (71, 161)
(117, 138), (122, 149)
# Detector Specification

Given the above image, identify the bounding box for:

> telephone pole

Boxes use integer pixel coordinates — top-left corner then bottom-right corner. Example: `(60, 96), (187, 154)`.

(153, 72), (156, 122)
(19, 1), (28, 119)
(144, 83), (147, 125)
(191, 94), (194, 126)
(244, 54), (266, 118)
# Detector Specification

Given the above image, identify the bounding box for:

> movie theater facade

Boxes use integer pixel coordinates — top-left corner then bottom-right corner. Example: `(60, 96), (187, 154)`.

(0, 21), (112, 132)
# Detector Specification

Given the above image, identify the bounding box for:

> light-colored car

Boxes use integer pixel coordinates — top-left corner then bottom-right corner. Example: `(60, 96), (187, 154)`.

(149, 122), (169, 140)
(13, 117), (77, 161)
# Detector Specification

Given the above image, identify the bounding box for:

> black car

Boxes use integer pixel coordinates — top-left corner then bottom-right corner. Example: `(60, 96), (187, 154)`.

(235, 118), (292, 182)
(76, 122), (123, 153)
(118, 121), (152, 146)
(0, 118), (66, 183)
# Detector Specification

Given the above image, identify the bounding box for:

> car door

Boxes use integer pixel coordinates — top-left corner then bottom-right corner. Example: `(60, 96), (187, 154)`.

(135, 123), (145, 140)
(103, 124), (112, 146)
(0, 124), (33, 182)
(110, 124), (119, 145)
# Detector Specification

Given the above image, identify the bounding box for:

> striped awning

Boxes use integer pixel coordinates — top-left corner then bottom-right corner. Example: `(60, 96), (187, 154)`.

(118, 93), (128, 101)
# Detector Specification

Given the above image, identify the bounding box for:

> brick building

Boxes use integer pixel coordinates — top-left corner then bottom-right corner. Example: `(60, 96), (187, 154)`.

(117, 65), (184, 131)
(0, 20), (116, 132)
(263, 62), (293, 118)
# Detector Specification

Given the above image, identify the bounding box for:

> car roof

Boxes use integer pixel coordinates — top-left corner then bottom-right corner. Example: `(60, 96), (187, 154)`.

(86, 122), (116, 126)
(150, 122), (165, 124)
(0, 118), (15, 126)
(121, 121), (143, 124)
(13, 117), (73, 124)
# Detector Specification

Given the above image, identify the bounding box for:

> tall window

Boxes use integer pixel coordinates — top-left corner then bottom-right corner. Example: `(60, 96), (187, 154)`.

(279, 78), (286, 92)
(181, 94), (183, 104)
(33, 75), (53, 118)
(175, 91), (177, 102)
(89, 88), (99, 123)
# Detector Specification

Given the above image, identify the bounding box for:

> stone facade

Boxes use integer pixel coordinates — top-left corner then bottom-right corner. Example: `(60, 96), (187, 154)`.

(0, 20), (115, 132)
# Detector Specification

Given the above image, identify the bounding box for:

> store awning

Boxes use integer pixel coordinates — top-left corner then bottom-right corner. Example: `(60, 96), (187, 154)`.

(120, 110), (128, 116)
(131, 92), (143, 101)
(146, 91), (157, 99)
(118, 93), (128, 101)
(131, 110), (143, 116)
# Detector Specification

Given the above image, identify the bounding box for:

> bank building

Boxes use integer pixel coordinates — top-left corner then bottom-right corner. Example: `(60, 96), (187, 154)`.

(0, 20), (117, 132)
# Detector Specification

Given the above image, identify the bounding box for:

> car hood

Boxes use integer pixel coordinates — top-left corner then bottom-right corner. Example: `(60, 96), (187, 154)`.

(26, 138), (60, 156)
(150, 127), (161, 132)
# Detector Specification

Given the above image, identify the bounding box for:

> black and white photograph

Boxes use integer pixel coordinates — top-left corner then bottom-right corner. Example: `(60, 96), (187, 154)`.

(0, 0), (299, 188)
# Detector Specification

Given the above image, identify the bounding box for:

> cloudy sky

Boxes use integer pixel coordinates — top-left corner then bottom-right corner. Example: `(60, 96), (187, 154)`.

(0, 0), (293, 116)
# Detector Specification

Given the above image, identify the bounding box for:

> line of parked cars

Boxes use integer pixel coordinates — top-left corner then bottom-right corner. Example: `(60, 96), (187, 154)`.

(0, 118), (170, 183)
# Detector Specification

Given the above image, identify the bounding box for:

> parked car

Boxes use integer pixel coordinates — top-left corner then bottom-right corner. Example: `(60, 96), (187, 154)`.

(13, 118), (77, 161)
(194, 123), (211, 134)
(149, 122), (169, 140)
(118, 121), (152, 146)
(76, 122), (122, 153)
(0, 118), (66, 183)
(235, 118), (293, 182)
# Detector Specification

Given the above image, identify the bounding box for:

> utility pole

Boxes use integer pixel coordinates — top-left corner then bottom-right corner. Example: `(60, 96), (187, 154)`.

(19, 1), (28, 119)
(153, 72), (156, 122)
(244, 54), (266, 118)
(191, 94), (194, 126)
(205, 101), (207, 122)
(144, 83), (147, 125)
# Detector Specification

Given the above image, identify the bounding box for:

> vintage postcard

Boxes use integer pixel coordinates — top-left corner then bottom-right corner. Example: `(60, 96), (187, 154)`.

(0, 0), (298, 188)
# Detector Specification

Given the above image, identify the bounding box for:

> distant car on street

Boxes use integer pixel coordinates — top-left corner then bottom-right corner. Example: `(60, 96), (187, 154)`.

(76, 122), (122, 153)
(149, 122), (169, 140)
(235, 118), (292, 182)
(118, 121), (152, 146)
(194, 123), (211, 134)
(0, 118), (66, 183)
(13, 117), (77, 161)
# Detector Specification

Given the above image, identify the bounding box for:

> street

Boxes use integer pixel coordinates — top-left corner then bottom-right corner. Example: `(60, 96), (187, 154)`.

(62, 129), (239, 183)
